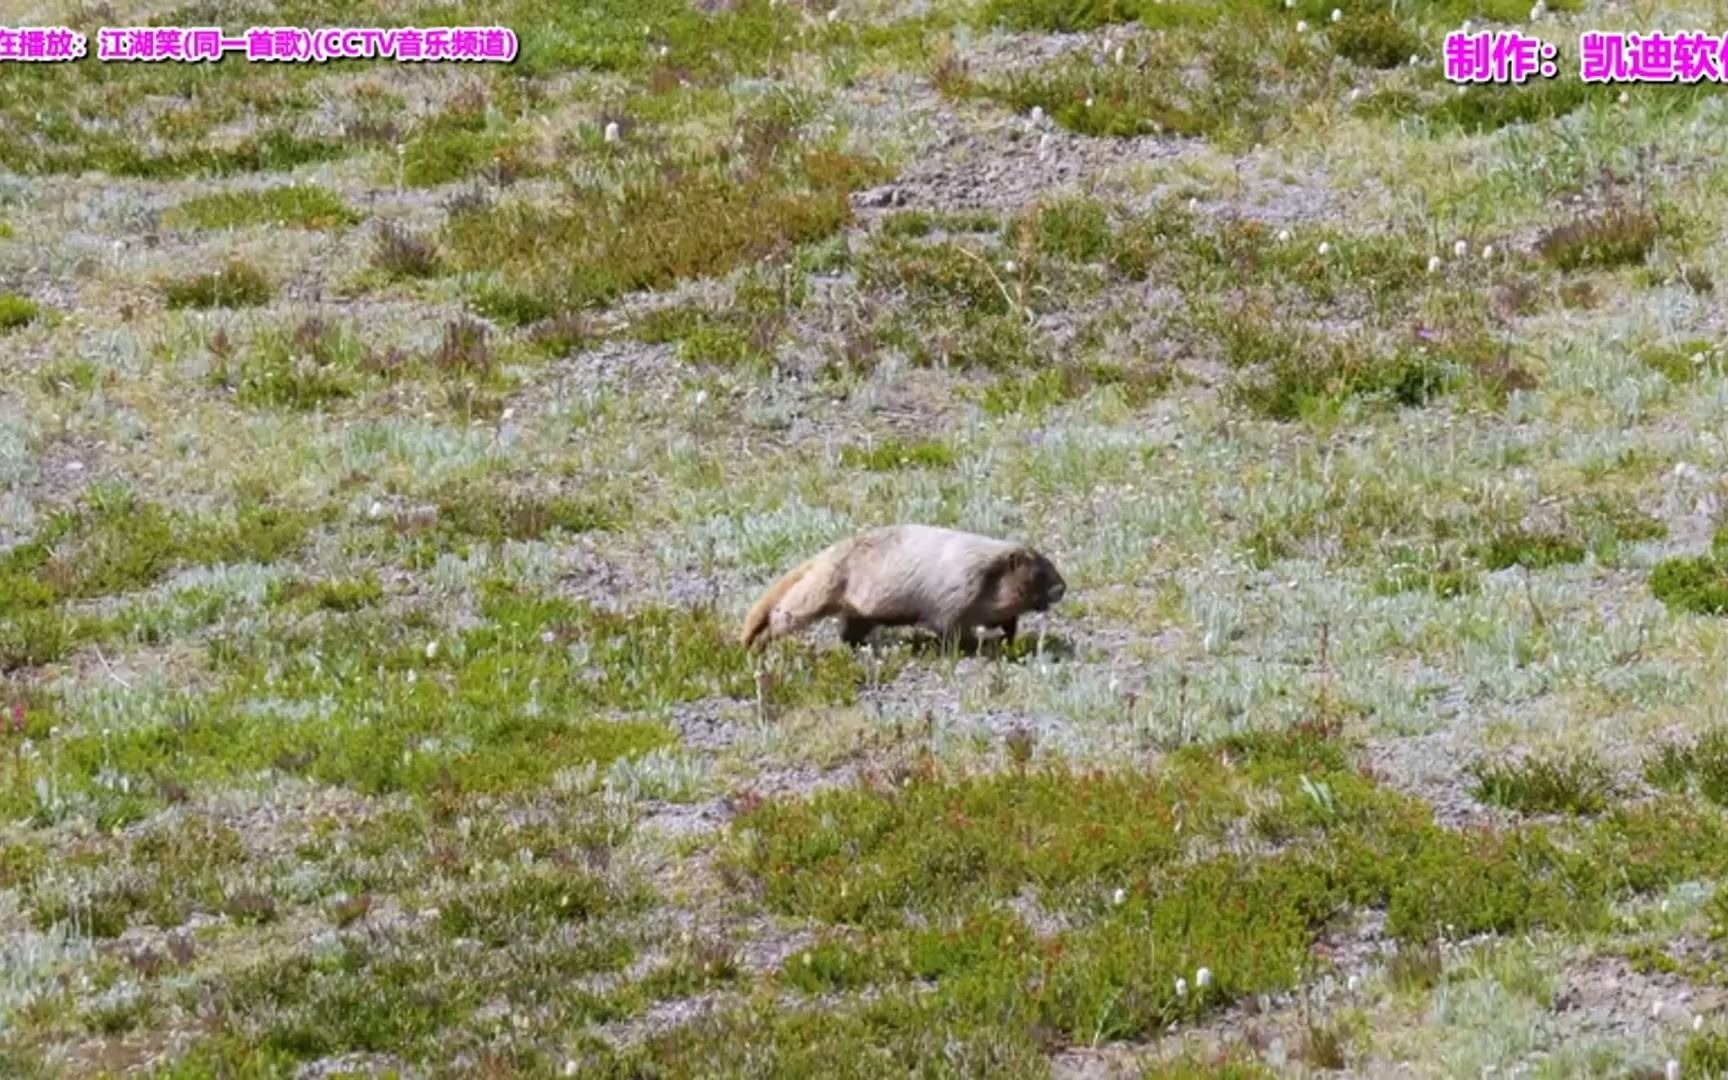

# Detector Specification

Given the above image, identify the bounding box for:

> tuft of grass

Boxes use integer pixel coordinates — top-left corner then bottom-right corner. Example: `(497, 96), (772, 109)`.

(428, 317), (497, 378)
(838, 439), (956, 472)
(981, 360), (1172, 417)
(210, 317), (361, 410)
(437, 870), (648, 947)
(371, 221), (444, 279)
(1683, 1028), (1728, 1078)
(879, 209), (999, 239)
(266, 573), (385, 613)
(525, 312), (597, 358)
(0, 483), (321, 623)
(1652, 551), (1728, 616)
(445, 128), (885, 312)
(1473, 529), (1585, 571)
(0, 292), (41, 331)
(402, 125), (539, 189)
(1387, 940), (1445, 994)
(1644, 728), (1728, 806)
(423, 479), (622, 546)
(1141, 1048), (1276, 1079)
(1220, 319), (1471, 421)
(165, 185), (360, 231)
(979, 0), (1155, 33)
(1639, 339), (1722, 384)
(162, 260), (275, 310)
(975, 14), (1337, 147)
(1330, 9), (1420, 70)
(634, 261), (806, 370)
(1536, 206), (1663, 273)
(1466, 751), (1617, 816)
(1358, 72), (1608, 135)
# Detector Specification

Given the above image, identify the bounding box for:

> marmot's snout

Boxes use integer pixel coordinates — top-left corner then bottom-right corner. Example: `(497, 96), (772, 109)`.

(1029, 556), (1066, 611)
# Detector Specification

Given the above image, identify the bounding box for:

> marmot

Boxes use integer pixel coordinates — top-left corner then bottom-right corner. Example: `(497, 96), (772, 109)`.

(739, 524), (1067, 650)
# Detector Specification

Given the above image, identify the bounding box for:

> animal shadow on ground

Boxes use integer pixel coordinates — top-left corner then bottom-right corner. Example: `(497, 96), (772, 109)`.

(890, 628), (1078, 662)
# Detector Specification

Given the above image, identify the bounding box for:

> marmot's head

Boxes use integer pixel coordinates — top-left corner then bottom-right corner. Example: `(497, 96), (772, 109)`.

(996, 547), (1067, 613)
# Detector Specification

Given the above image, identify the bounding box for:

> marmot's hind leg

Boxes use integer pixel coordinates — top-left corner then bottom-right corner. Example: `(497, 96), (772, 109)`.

(765, 560), (845, 641)
(840, 615), (877, 646)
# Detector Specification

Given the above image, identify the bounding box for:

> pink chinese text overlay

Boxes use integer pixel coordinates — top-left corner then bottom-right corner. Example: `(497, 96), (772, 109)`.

(90, 25), (518, 63)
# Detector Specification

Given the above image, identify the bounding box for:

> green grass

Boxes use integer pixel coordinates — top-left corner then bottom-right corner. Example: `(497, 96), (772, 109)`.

(370, 221), (444, 279)
(723, 729), (1728, 1048)
(446, 115), (887, 316)
(1466, 751), (1617, 816)
(0, 292), (40, 331)
(1474, 529), (1586, 571)
(164, 184), (361, 231)
(1651, 530), (1728, 616)
(0, 582), (890, 823)
(838, 438), (957, 471)
(161, 260), (275, 310)
(1645, 729), (1728, 806)
(968, 12), (1340, 148)
(1640, 339), (1722, 384)
(0, 484), (318, 617)
(1536, 206), (1666, 273)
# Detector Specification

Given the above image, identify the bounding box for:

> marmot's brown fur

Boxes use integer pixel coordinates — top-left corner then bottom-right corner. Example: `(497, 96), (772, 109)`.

(739, 524), (1067, 650)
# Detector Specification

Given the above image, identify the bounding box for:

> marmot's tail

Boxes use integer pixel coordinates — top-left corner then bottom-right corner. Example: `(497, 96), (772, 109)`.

(739, 556), (818, 648)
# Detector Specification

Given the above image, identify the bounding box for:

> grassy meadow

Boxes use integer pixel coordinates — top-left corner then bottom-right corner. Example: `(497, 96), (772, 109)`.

(9, 0), (1728, 1074)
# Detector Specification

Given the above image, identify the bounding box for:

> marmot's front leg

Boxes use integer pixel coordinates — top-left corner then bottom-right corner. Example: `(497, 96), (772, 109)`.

(840, 615), (877, 646)
(998, 617), (1019, 644)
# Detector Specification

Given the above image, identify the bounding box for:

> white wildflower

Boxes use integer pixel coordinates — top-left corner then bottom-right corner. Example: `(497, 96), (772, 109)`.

(1317, 241), (1332, 257)
(1196, 967), (1213, 988)
(1175, 977), (1188, 998)
(1331, 8), (1342, 21)
(1454, 239), (1468, 258)
(604, 121), (620, 143)
(1296, 19), (1308, 31)
(1426, 255), (1443, 273)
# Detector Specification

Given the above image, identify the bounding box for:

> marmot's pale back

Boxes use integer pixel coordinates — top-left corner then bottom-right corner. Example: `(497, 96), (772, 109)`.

(739, 524), (1067, 649)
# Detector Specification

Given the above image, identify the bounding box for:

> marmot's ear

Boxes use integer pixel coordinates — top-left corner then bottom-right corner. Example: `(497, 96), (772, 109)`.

(1002, 548), (1033, 572)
